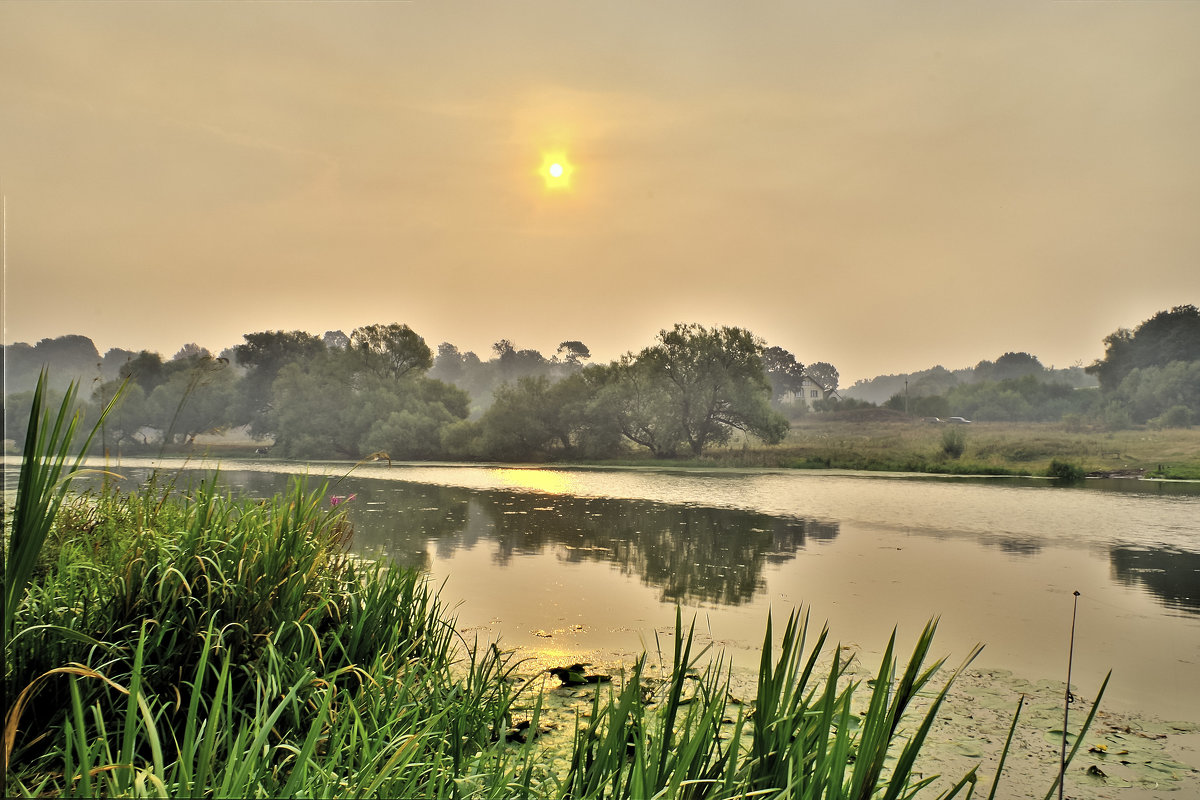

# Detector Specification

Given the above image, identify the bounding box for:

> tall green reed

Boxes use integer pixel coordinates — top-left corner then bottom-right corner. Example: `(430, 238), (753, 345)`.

(557, 610), (988, 800)
(4, 371), (121, 644)
(5, 469), (524, 798)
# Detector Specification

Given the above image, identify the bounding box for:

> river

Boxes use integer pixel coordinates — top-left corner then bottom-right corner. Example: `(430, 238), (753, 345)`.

(11, 454), (1194, 731)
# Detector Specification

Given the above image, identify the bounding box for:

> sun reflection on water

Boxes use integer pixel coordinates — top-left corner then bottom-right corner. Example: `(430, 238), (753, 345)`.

(490, 468), (577, 495)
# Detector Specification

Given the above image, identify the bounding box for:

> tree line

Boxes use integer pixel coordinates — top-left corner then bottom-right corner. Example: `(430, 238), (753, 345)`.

(4, 322), (836, 460)
(5, 305), (1195, 461)
(861, 305), (1200, 428)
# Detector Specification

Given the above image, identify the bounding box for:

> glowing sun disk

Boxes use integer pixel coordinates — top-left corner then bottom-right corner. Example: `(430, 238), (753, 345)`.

(540, 152), (574, 190)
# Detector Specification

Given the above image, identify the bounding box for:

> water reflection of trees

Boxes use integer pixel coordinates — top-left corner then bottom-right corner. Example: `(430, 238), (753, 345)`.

(481, 494), (838, 605)
(1109, 546), (1200, 614)
(349, 483), (837, 607)
(126, 470), (838, 607)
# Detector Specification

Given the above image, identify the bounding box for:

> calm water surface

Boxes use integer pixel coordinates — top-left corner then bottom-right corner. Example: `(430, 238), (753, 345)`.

(10, 456), (1200, 722)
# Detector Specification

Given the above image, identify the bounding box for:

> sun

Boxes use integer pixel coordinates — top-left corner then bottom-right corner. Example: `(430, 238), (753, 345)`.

(539, 152), (574, 190)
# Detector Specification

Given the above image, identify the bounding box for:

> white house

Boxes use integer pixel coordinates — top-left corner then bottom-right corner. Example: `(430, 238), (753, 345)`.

(778, 376), (840, 410)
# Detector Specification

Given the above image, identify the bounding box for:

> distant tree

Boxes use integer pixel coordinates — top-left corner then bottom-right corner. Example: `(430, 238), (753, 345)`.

(270, 353), (360, 458)
(100, 348), (138, 381)
(2, 335), (102, 393)
(991, 352), (1044, 381)
(761, 346), (806, 400)
(217, 347), (242, 369)
(233, 330), (326, 433)
(91, 379), (148, 449)
(886, 393), (949, 418)
(1087, 305), (1200, 391)
(1111, 361), (1200, 424)
(34, 335), (101, 368)
(476, 376), (560, 460)
(940, 375), (1092, 422)
(234, 330), (325, 378)
(360, 379), (471, 459)
(146, 355), (236, 444)
(473, 371), (615, 459)
(556, 340), (592, 366)
(323, 329), (350, 349)
(350, 323), (433, 379)
(591, 357), (686, 457)
(270, 347), (468, 459)
(119, 351), (167, 394)
(171, 343), (211, 362)
(430, 342), (465, 383)
(599, 324), (788, 457)
(805, 362), (840, 398)
(493, 339), (548, 382)
(909, 366), (958, 397)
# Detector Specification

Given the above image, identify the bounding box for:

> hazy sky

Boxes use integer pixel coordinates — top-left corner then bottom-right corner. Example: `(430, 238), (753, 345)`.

(3, 2), (1197, 384)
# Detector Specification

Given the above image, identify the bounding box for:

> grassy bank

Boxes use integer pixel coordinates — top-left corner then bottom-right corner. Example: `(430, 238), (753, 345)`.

(5, 380), (1110, 798)
(636, 416), (1200, 480)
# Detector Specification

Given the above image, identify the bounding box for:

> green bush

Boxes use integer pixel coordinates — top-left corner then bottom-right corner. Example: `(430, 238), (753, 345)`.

(1046, 459), (1086, 482)
(1150, 404), (1193, 429)
(941, 427), (966, 458)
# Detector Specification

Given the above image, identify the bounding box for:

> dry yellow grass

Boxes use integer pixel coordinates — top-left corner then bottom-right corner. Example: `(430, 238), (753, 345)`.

(709, 414), (1200, 478)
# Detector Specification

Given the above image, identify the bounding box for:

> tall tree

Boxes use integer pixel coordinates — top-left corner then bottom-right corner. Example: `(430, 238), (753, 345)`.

(171, 343), (211, 362)
(1088, 305), (1200, 391)
(233, 330), (327, 433)
(350, 323), (433, 379)
(430, 342), (466, 383)
(119, 351), (166, 395)
(146, 355), (236, 445)
(234, 330), (326, 377)
(591, 357), (687, 457)
(607, 324), (789, 457)
(761, 346), (806, 400)
(988, 352), (1044, 381)
(492, 339), (548, 382)
(556, 340), (592, 366)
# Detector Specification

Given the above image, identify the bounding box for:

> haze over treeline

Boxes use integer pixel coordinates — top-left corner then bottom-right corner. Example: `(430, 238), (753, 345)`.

(4, 305), (1199, 462)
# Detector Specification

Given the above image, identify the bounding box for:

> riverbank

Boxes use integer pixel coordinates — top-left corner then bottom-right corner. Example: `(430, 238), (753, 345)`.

(69, 416), (1200, 481)
(596, 418), (1200, 480)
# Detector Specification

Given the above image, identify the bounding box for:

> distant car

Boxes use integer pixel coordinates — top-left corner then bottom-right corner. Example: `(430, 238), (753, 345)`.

(922, 417), (943, 423)
(947, 416), (972, 424)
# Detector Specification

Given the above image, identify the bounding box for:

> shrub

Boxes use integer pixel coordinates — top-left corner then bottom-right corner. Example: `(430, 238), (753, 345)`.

(1150, 405), (1193, 429)
(941, 427), (966, 458)
(1046, 459), (1086, 482)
